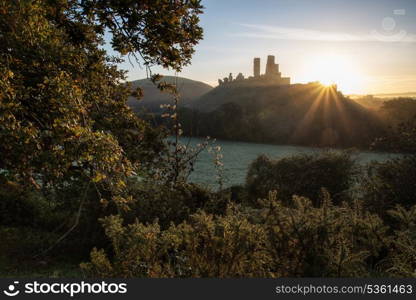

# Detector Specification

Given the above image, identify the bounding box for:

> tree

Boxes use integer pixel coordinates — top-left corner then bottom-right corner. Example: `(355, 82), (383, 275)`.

(246, 151), (358, 206)
(0, 0), (204, 252)
(362, 156), (416, 219)
(373, 98), (416, 153)
(0, 0), (203, 190)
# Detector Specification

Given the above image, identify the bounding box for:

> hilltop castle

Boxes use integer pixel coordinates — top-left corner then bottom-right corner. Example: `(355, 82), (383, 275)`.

(218, 55), (291, 86)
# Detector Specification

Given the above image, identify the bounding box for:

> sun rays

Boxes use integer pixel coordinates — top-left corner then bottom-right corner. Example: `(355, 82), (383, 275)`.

(290, 52), (366, 145)
(290, 84), (353, 146)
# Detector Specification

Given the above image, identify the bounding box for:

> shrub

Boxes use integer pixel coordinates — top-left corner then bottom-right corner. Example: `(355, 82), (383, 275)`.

(257, 190), (387, 277)
(0, 181), (57, 228)
(362, 155), (416, 219)
(82, 190), (391, 278)
(171, 207), (271, 277)
(123, 181), (229, 229)
(383, 205), (416, 277)
(246, 151), (358, 206)
(81, 207), (271, 278)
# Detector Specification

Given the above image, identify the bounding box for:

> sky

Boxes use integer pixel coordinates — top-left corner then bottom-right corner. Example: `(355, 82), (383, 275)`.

(110, 0), (416, 95)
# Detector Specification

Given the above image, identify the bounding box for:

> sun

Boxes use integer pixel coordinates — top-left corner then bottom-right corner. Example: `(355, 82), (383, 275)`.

(303, 54), (364, 94)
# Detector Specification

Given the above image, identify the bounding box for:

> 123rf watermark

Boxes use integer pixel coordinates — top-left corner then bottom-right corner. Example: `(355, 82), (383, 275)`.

(2, 281), (127, 297)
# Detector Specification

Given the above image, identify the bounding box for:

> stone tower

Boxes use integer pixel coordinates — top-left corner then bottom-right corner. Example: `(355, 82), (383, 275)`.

(265, 55), (276, 76)
(265, 55), (282, 79)
(253, 57), (260, 77)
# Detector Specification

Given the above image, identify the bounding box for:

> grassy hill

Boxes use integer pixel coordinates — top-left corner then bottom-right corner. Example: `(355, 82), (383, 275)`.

(181, 82), (385, 148)
(127, 76), (212, 113)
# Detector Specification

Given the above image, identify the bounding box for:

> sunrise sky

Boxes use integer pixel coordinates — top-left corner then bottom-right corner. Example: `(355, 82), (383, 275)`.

(109, 0), (416, 95)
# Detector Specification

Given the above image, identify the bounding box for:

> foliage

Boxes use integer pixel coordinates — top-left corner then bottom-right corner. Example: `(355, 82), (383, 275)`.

(372, 118), (416, 153)
(362, 156), (416, 219)
(377, 98), (416, 126)
(0, 0), (204, 263)
(82, 191), (393, 278)
(3, 0), (416, 280)
(383, 205), (416, 277)
(81, 207), (271, 278)
(123, 181), (228, 229)
(372, 98), (416, 153)
(78, 0), (203, 70)
(0, 180), (57, 228)
(258, 191), (387, 277)
(246, 151), (358, 206)
(0, 0), (204, 187)
(2, 1), (148, 191)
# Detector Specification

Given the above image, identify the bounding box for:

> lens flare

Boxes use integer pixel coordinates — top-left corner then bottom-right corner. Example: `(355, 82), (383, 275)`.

(302, 54), (364, 94)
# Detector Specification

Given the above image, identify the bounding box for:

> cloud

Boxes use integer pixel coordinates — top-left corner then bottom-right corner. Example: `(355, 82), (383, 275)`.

(233, 23), (416, 43)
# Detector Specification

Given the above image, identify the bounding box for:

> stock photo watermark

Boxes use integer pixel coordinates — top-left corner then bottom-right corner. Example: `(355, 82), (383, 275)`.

(2, 281), (127, 297)
(371, 9), (409, 42)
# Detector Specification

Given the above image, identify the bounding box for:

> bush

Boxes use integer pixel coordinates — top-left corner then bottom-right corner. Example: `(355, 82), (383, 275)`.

(383, 205), (416, 277)
(0, 181), (57, 228)
(81, 207), (271, 278)
(124, 181), (229, 229)
(362, 155), (416, 218)
(0, 177), (125, 258)
(256, 190), (387, 277)
(246, 151), (358, 206)
(82, 191), (391, 278)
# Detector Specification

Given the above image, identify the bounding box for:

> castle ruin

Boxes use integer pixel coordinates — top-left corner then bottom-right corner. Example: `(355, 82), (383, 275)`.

(253, 57), (260, 77)
(218, 54), (291, 86)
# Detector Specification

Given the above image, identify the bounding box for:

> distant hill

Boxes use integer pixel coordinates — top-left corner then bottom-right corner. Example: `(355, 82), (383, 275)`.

(127, 76), (212, 113)
(349, 92), (416, 99)
(180, 82), (385, 148)
(350, 95), (386, 110)
(350, 94), (416, 110)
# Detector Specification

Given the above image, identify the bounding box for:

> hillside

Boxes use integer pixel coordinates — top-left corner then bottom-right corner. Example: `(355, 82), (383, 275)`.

(127, 76), (212, 113)
(350, 95), (386, 110)
(181, 82), (385, 148)
(351, 94), (416, 111)
(349, 92), (416, 99)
